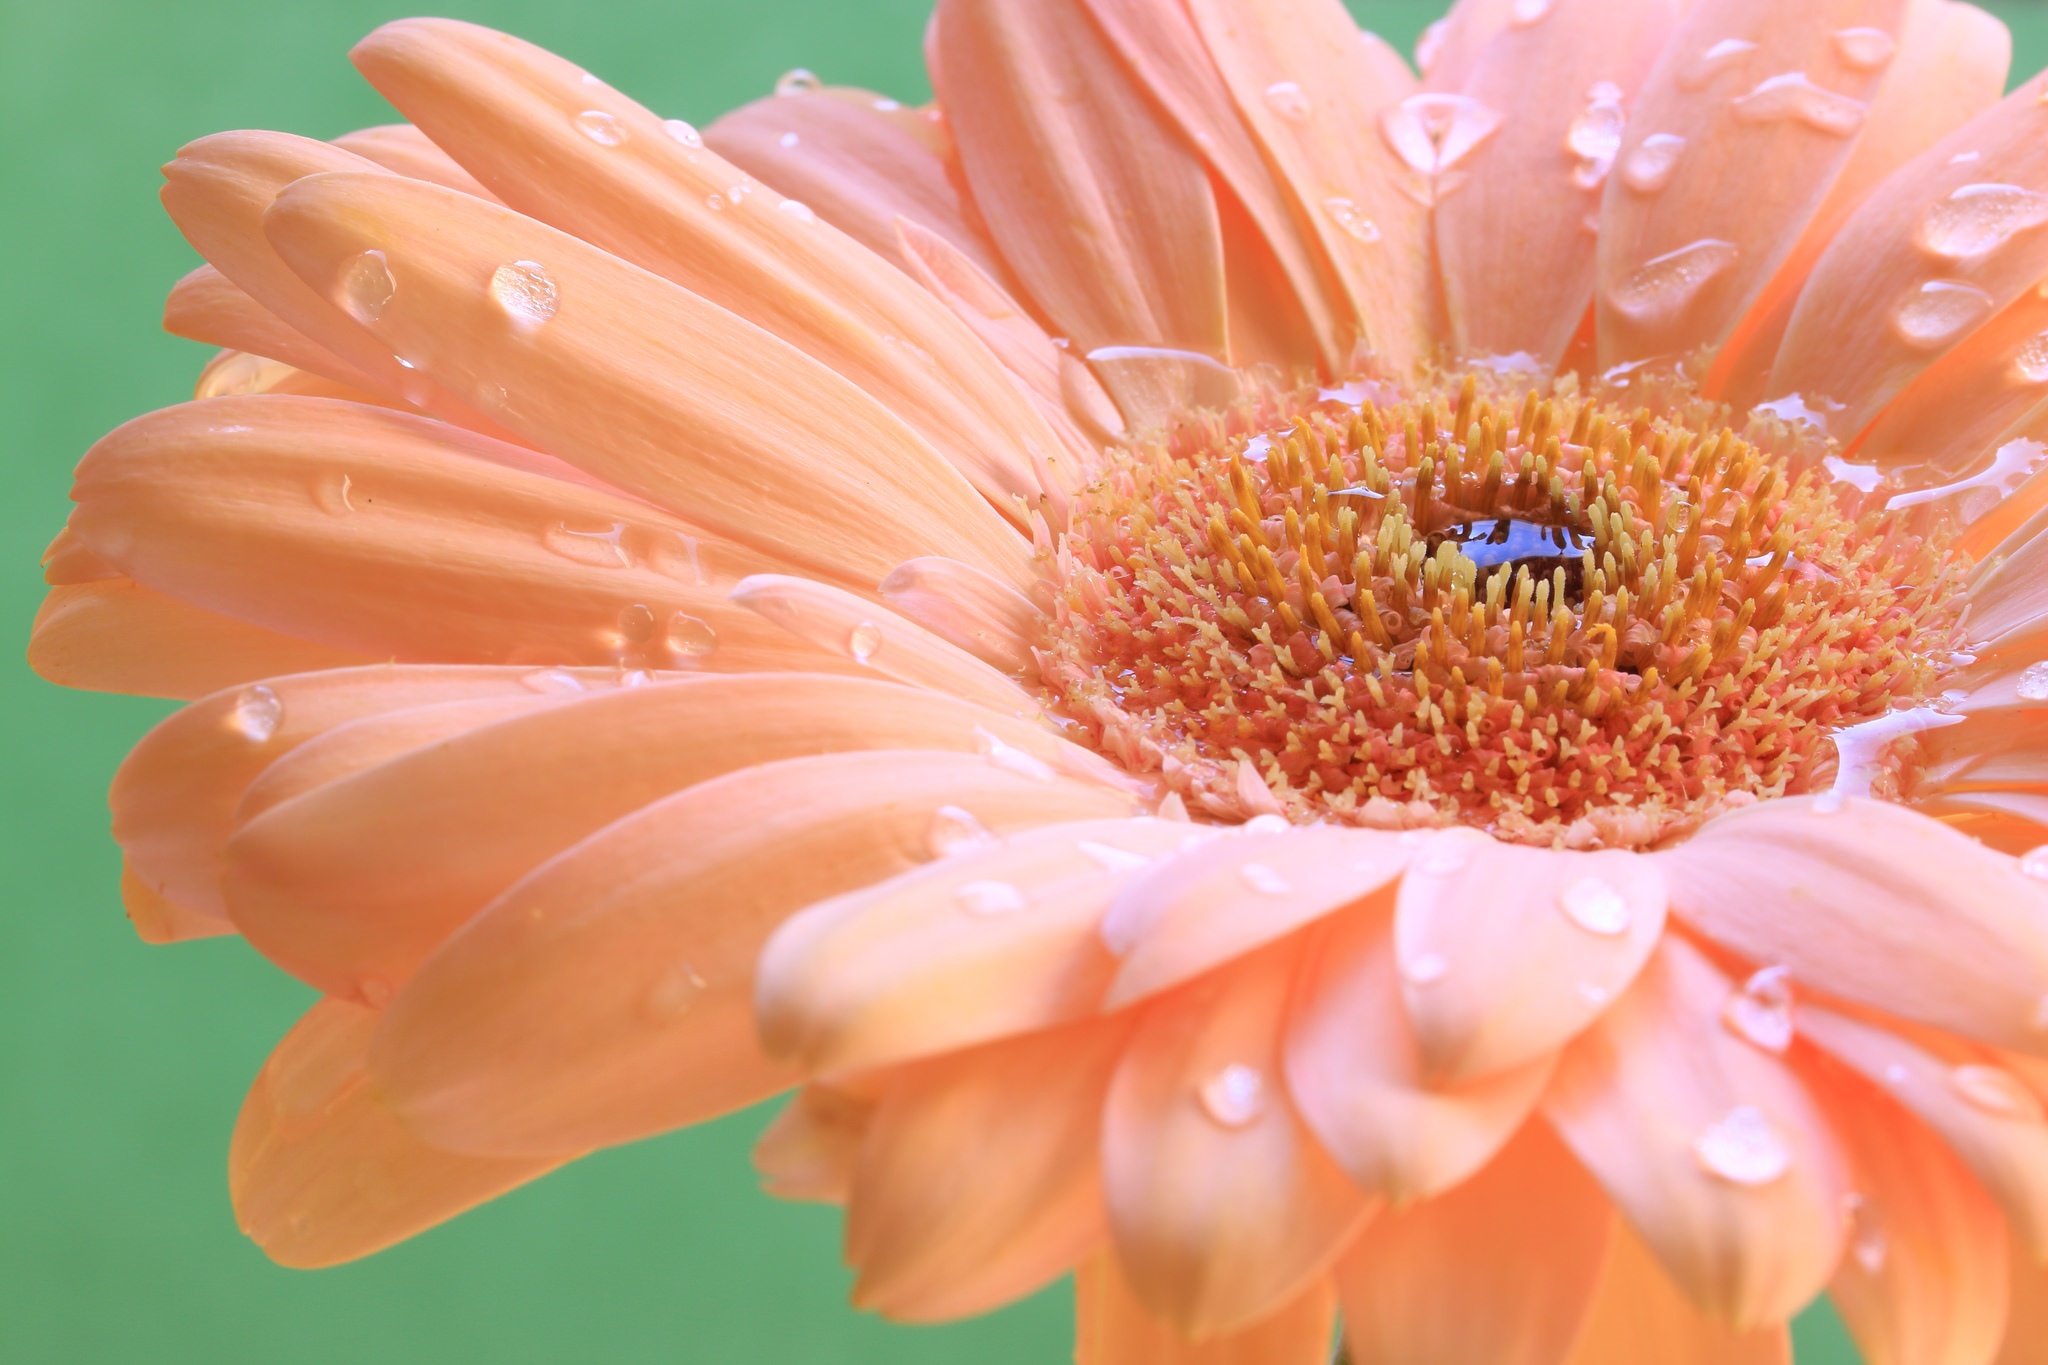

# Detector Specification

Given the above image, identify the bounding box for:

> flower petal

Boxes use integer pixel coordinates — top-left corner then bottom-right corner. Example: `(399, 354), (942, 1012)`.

(1561, 1220), (1793, 1365)
(879, 554), (1045, 675)
(1334, 1120), (1611, 1365)
(1543, 936), (1851, 1328)
(163, 264), (375, 388)
(1996, 1232), (2048, 1363)
(1102, 938), (1375, 1336)
(1074, 1255), (1337, 1365)
(1854, 287), (2048, 474)
(1655, 796), (2048, 1056)
(1395, 830), (1668, 1082)
(230, 998), (568, 1268)
(755, 1083), (871, 1204)
(373, 750), (1132, 1157)
(329, 122), (498, 198)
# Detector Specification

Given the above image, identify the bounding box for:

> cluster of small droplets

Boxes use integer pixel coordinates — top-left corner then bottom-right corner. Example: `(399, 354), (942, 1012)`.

(1042, 370), (1964, 848)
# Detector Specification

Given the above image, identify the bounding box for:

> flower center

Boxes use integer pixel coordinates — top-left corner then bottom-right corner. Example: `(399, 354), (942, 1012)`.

(1041, 368), (1966, 848)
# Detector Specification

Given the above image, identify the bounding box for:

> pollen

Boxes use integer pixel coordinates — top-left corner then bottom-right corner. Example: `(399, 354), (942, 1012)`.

(1041, 369), (1966, 848)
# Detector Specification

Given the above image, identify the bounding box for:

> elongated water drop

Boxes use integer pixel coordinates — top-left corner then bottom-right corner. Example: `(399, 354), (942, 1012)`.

(1322, 196), (1382, 244)
(575, 110), (625, 146)
(663, 118), (703, 147)
(1566, 83), (1626, 190)
(955, 880), (1027, 917)
(2013, 333), (2048, 384)
(847, 621), (883, 664)
(1609, 240), (1739, 324)
(666, 612), (720, 660)
(1891, 279), (1994, 349)
(1832, 27), (1897, 71)
(489, 260), (559, 329)
(1952, 1064), (2043, 1120)
(338, 249), (395, 324)
(1919, 184), (2048, 261)
(1559, 876), (1631, 935)
(1622, 134), (1686, 193)
(1263, 80), (1310, 121)
(1198, 1064), (1266, 1128)
(1723, 965), (1795, 1053)
(1694, 1106), (1792, 1186)
(1239, 862), (1291, 895)
(1730, 73), (1867, 137)
(974, 727), (1056, 782)
(926, 805), (995, 858)
(1677, 38), (1757, 91)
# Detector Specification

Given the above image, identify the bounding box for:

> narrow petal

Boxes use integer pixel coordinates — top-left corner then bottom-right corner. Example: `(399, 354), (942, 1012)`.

(1103, 939), (1375, 1336)
(847, 1018), (1123, 1321)
(1561, 1221), (1792, 1365)
(1655, 796), (2048, 1056)
(41, 526), (116, 585)
(230, 998), (567, 1268)
(122, 866), (235, 945)
(1543, 937), (1851, 1328)
(1395, 830), (1668, 1082)
(1418, 0), (1518, 93)
(163, 264), (375, 388)
(756, 816), (1180, 1074)
(1335, 1121), (1611, 1365)
(1075, 1255), (1337, 1365)
(1285, 902), (1556, 1203)
(329, 123), (497, 198)
(879, 554), (1043, 674)
(755, 1083), (872, 1204)
(373, 750), (1132, 1157)
(263, 171), (1033, 591)
(1853, 286), (2048, 473)
(29, 579), (372, 702)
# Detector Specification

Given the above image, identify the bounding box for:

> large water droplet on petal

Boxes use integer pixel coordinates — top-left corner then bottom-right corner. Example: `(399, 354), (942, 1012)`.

(1678, 38), (1758, 91)
(2013, 333), (2048, 385)
(926, 805), (995, 858)
(575, 109), (625, 146)
(1723, 965), (1795, 1053)
(642, 962), (707, 1021)
(1198, 1064), (1267, 1128)
(489, 260), (559, 329)
(1566, 83), (1627, 190)
(1622, 134), (1687, 193)
(666, 612), (720, 661)
(1730, 73), (1868, 136)
(955, 879), (1027, 917)
(338, 249), (395, 324)
(1559, 876), (1632, 935)
(1832, 27), (1897, 72)
(1952, 1063), (2044, 1120)
(1380, 94), (1503, 176)
(1263, 80), (1310, 121)
(1919, 184), (2048, 261)
(845, 620), (884, 665)
(1239, 862), (1291, 895)
(776, 68), (821, 97)
(1694, 1106), (1792, 1186)
(1892, 279), (1996, 349)
(2021, 663), (2048, 702)
(1609, 240), (1740, 323)
(230, 684), (283, 743)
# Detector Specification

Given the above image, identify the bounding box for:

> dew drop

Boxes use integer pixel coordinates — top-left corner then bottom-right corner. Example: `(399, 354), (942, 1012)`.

(338, 249), (395, 324)
(546, 520), (633, 569)
(1080, 841), (1154, 874)
(1559, 876), (1632, 936)
(1565, 82), (1626, 190)
(1240, 862), (1291, 896)
(2014, 333), (2048, 385)
(1608, 240), (1740, 324)
(1884, 1062), (1912, 1087)
(2021, 663), (2048, 702)
(2021, 845), (2048, 879)
(776, 68), (821, 97)
(1730, 73), (1868, 137)
(1510, 0), (1553, 25)
(1197, 1064), (1267, 1128)
(1845, 1194), (1890, 1274)
(1678, 38), (1758, 91)
(926, 805), (995, 858)
(1404, 950), (1450, 984)
(489, 260), (559, 329)
(666, 612), (720, 661)
(618, 603), (658, 643)
(1622, 134), (1687, 194)
(1832, 27), (1897, 72)
(974, 727), (1057, 782)
(778, 198), (817, 223)
(1243, 813), (1293, 836)
(1693, 1106), (1792, 1186)
(663, 118), (703, 147)
(1952, 1063), (2044, 1120)
(1322, 196), (1382, 244)
(1263, 80), (1310, 121)
(316, 472), (356, 516)
(1919, 183), (2048, 261)
(955, 879), (1027, 917)
(1891, 279), (1995, 349)
(1380, 93), (1502, 176)
(229, 684), (283, 743)
(521, 669), (587, 695)
(575, 109), (625, 146)
(778, 131), (801, 150)
(1723, 965), (1795, 1054)
(847, 620), (883, 665)
(642, 962), (707, 1021)
(705, 193), (727, 212)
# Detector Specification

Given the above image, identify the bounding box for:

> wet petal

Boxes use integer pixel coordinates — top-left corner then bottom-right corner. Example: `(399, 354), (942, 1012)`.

(1074, 1255), (1337, 1365)
(163, 264), (375, 388)
(330, 123), (498, 198)
(878, 554), (1043, 674)
(755, 1083), (871, 1204)
(1855, 286), (2048, 474)
(1560, 1219), (1793, 1365)
(1996, 1231), (2048, 1363)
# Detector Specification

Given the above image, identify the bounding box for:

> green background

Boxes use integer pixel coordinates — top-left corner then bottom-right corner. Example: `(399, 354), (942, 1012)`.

(3, 1), (2043, 1360)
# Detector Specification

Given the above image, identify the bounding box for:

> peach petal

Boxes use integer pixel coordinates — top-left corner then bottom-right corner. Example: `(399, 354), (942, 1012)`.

(1417, 0), (1518, 93)
(1074, 1255), (1337, 1365)
(329, 123), (497, 198)
(1797, 1006), (2048, 1258)
(373, 750), (1133, 1157)
(933, 0), (1227, 370)
(878, 554), (1043, 674)
(1597, 0), (1913, 369)
(1334, 1121), (1611, 1365)
(230, 998), (568, 1269)
(28, 579), (373, 702)
(847, 1018), (1123, 1321)
(1394, 831), (1668, 1082)
(1996, 1230), (2048, 1363)
(262, 171), (1033, 592)
(163, 264), (377, 390)
(1183, 0), (1431, 377)
(1560, 1219), (1793, 1365)
(755, 1083), (872, 1204)
(732, 574), (1039, 715)
(1435, 0), (1681, 368)
(1966, 520), (2048, 660)
(1285, 903), (1556, 1204)
(1773, 68), (2048, 437)
(40, 526), (117, 586)
(1103, 824), (1410, 1006)
(350, 20), (1066, 527)
(1102, 939), (1376, 1336)
(756, 816), (1179, 1074)
(1655, 796), (2048, 1056)
(1543, 937), (1851, 1328)
(190, 349), (402, 409)
(122, 865), (235, 945)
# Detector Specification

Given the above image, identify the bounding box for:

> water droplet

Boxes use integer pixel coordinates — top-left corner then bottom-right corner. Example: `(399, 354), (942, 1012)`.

(705, 193), (727, 212)
(619, 669), (654, 689)
(1952, 1063), (2043, 1120)
(2014, 333), (2048, 384)
(521, 669), (587, 695)
(776, 68), (821, 97)
(316, 472), (356, 516)
(1578, 982), (1611, 1006)
(955, 879), (1027, 916)
(1693, 1106), (1792, 1186)
(1404, 950), (1449, 984)
(1678, 38), (1758, 91)
(1240, 862), (1290, 895)
(663, 118), (703, 147)
(1322, 196), (1382, 244)
(1622, 133), (1687, 194)
(926, 805), (995, 858)
(728, 183), (753, 205)
(1243, 813), (1293, 836)
(546, 520), (633, 569)
(666, 612), (720, 661)
(848, 621), (883, 664)
(1416, 837), (1475, 877)
(229, 684), (283, 742)
(1609, 240), (1740, 323)
(1888, 437), (2048, 514)
(1845, 1193), (1889, 1273)
(778, 199), (817, 223)
(1919, 184), (2048, 261)
(643, 962), (706, 1021)
(1824, 455), (1885, 493)
(1261, 80), (1310, 121)
(1566, 82), (1626, 190)
(1197, 1064), (1266, 1128)
(358, 977), (395, 1009)
(778, 131), (801, 149)
(1723, 965), (1795, 1054)
(1832, 27), (1897, 72)
(1510, 0), (1553, 24)
(575, 109), (625, 146)
(2021, 663), (2048, 701)
(1730, 73), (1869, 137)
(1823, 707), (1967, 804)
(1415, 19), (1449, 74)
(1891, 279), (1994, 349)
(618, 603), (658, 643)
(1559, 876), (1632, 935)
(1884, 1062), (1912, 1086)
(1952, 150), (1984, 166)
(489, 260), (558, 329)
(338, 249), (395, 324)
(974, 727), (1057, 782)
(2021, 846), (2048, 879)
(1079, 841), (1154, 874)
(1380, 94), (1502, 176)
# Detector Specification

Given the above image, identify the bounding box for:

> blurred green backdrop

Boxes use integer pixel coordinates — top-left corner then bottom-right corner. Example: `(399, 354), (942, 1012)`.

(4, 1), (2045, 1360)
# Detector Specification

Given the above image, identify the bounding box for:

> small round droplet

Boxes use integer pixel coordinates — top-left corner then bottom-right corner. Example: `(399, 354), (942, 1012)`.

(1832, 27), (1897, 72)
(575, 109), (625, 146)
(1609, 240), (1740, 324)
(2020, 662), (2048, 702)
(1723, 965), (1795, 1054)
(2013, 332), (2048, 384)
(1893, 279), (1996, 349)
(778, 131), (801, 149)
(338, 249), (395, 324)
(1693, 1106), (1793, 1186)
(1240, 862), (1291, 896)
(778, 199), (817, 223)
(643, 963), (707, 1021)
(1559, 876), (1632, 936)
(1845, 1193), (1890, 1274)
(1323, 196), (1382, 244)
(489, 260), (559, 329)
(2020, 845), (2048, 880)
(1730, 73), (1868, 137)
(1404, 951), (1450, 984)
(1622, 134), (1687, 194)
(663, 118), (703, 147)
(777, 68), (822, 97)
(1510, 0), (1553, 25)
(848, 620), (883, 665)
(926, 805), (995, 858)
(1952, 1064), (2044, 1120)
(1919, 184), (2048, 261)
(1263, 80), (1310, 121)
(617, 603), (658, 644)
(229, 684), (284, 743)
(666, 612), (721, 660)
(1198, 1064), (1266, 1128)
(955, 879), (1027, 916)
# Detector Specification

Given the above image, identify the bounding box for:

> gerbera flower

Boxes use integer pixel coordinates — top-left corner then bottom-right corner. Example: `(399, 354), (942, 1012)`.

(34, 0), (2048, 1358)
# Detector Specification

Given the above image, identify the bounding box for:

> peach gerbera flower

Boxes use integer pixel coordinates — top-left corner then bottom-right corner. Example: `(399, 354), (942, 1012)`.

(35, 0), (2048, 1357)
